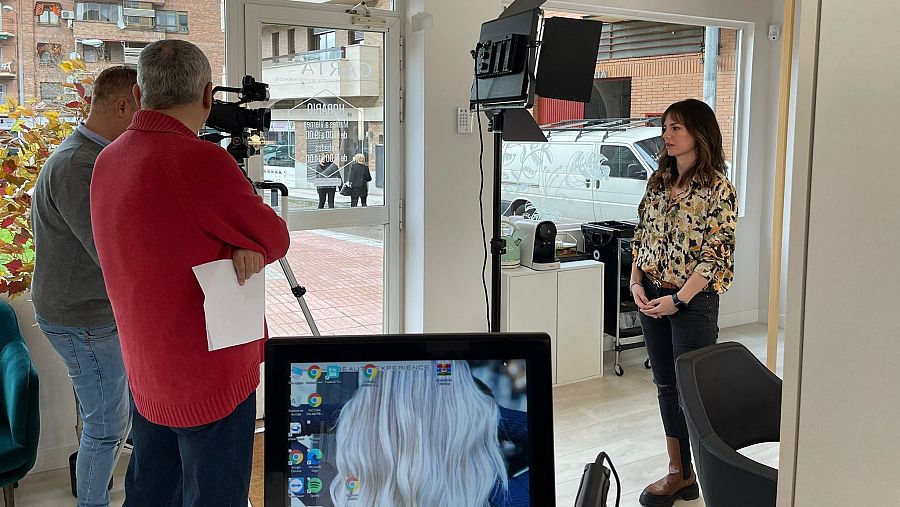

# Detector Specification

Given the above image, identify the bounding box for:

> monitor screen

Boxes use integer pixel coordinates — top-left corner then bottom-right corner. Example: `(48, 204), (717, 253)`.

(284, 359), (531, 507)
(264, 333), (554, 507)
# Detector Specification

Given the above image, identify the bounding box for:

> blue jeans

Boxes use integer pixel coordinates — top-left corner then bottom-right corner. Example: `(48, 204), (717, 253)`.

(36, 317), (131, 507)
(124, 393), (256, 507)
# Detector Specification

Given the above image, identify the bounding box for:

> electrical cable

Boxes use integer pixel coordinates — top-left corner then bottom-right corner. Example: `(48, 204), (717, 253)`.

(474, 48), (491, 332)
(605, 452), (622, 507)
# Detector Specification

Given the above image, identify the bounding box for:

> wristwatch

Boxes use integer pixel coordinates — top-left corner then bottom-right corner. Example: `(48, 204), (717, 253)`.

(672, 293), (686, 308)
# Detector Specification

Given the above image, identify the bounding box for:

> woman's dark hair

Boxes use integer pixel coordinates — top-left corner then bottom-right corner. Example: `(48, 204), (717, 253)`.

(649, 98), (726, 191)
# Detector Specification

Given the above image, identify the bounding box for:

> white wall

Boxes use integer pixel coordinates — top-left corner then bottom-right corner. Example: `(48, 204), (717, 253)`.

(779, 0), (900, 504)
(403, 0), (500, 332)
(404, 0), (785, 332)
(4, 294), (79, 473)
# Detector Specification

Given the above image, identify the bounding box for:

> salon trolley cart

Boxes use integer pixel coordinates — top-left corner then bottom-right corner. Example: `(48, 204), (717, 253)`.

(581, 221), (651, 377)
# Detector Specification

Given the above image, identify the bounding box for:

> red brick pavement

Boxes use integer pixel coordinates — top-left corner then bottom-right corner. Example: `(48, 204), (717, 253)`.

(265, 230), (384, 337)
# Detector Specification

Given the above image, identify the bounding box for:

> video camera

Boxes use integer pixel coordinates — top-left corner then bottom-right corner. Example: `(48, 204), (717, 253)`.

(201, 75), (272, 163)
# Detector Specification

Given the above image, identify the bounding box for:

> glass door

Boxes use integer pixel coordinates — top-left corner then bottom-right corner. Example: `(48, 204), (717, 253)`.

(226, 1), (401, 337)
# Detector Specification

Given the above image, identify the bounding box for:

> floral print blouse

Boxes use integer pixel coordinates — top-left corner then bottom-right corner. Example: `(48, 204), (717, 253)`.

(631, 172), (738, 294)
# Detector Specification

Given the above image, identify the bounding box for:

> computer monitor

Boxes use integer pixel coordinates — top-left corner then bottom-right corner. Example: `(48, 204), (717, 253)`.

(264, 333), (555, 507)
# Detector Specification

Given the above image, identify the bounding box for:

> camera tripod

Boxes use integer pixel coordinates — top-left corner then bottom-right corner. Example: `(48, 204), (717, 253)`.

(255, 181), (321, 338)
(201, 77), (320, 335)
(227, 134), (321, 338)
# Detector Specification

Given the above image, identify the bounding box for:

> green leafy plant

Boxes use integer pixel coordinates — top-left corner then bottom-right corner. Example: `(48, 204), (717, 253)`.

(0, 59), (93, 299)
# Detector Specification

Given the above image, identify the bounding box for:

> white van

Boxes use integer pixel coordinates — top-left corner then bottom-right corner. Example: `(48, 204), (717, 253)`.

(501, 119), (664, 226)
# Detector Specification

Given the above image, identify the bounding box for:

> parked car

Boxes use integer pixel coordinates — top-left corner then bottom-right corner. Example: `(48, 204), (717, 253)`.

(263, 144), (296, 167)
(501, 119), (664, 225)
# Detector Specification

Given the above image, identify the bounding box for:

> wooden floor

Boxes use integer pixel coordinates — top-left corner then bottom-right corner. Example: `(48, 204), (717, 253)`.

(15, 323), (781, 507)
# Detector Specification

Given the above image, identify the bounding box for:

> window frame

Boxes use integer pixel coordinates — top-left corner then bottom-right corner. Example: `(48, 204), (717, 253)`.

(124, 15), (153, 29)
(155, 9), (187, 33)
(82, 44), (100, 62)
(540, 1), (752, 217)
(178, 12), (188, 33)
(123, 0), (152, 9)
(36, 8), (60, 25)
(36, 43), (55, 65)
(75, 2), (119, 23)
(600, 143), (645, 180)
(310, 28), (336, 50)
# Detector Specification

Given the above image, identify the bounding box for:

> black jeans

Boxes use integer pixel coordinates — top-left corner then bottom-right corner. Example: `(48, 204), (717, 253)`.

(350, 194), (367, 207)
(317, 188), (336, 209)
(123, 393), (256, 507)
(639, 276), (719, 480)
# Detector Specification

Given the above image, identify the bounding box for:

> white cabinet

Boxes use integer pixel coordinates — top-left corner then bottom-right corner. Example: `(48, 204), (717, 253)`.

(500, 260), (604, 385)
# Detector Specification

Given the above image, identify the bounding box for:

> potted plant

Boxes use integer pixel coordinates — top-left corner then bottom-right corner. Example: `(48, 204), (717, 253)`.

(0, 59), (93, 299)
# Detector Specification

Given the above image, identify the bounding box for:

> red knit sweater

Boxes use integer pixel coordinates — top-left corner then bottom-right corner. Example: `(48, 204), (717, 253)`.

(91, 110), (290, 427)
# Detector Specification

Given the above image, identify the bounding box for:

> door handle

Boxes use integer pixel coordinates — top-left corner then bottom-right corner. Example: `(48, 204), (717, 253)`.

(585, 178), (591, 188)
(595, 180), (601, 189)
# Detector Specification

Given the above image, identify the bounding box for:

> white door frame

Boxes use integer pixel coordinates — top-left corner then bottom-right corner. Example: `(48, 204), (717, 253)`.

(225, 0), (403, 334)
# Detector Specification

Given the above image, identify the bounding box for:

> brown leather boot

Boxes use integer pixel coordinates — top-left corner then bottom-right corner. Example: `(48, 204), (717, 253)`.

(639, 437), (700, 506)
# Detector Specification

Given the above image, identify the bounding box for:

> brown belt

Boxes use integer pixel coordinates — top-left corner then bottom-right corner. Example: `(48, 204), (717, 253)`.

(645, 273), (679, 290)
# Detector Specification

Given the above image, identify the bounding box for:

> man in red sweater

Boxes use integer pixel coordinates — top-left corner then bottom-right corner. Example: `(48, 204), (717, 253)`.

(91, 40), (289, 505)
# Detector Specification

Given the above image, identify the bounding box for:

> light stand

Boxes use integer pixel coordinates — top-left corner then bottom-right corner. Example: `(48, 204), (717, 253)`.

(484, 108), (550, 332)
(488, 110), (504, 332)
(470, 1), (603, 333)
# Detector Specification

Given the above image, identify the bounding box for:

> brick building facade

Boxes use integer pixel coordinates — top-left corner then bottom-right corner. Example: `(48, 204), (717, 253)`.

(0, 0), (224, 105)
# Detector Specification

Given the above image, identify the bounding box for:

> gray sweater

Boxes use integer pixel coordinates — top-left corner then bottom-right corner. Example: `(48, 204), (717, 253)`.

(31, 129), (114, 327)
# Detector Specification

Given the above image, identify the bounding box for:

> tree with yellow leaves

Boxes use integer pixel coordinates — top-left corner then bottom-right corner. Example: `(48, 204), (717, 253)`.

(0, 59), (94, 298)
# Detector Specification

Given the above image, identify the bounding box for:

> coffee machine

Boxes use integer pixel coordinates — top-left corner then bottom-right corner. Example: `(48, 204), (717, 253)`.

(511, 219), (560, 270)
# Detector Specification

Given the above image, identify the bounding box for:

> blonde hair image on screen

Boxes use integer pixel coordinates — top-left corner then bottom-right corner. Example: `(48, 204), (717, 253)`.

(328, 361), (509, 507)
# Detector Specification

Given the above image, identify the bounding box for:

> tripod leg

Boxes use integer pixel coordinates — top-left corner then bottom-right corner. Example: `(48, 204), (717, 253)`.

(277, 258), (321, 337)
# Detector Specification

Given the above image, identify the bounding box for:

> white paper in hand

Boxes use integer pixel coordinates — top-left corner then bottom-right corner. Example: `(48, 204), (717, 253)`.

(192, 259), (265, 351)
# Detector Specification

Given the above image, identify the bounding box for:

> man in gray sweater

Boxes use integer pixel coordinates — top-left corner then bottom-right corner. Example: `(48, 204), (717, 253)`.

(31, 66), (138, 507)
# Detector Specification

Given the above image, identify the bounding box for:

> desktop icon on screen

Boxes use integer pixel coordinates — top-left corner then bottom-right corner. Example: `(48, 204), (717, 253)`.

(345, 475), (360, 495)
(307, 448), (323, 465)
(289, 449), (304, 466)
(326, 365), (341, 380)
(308, 365), (323, 380)
(362, 364), (379, 380)
(308, 393), (323, 407)
(436, 362), (452, 376)
(307, 477), (323, 494)
(291, 366), (303, 377)
(289, 477), (305, 495)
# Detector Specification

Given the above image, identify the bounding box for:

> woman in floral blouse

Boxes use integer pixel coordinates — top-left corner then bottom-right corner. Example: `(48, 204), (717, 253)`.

(630, 99), (738, 507)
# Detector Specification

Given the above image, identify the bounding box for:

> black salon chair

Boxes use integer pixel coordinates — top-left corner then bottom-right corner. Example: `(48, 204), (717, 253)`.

(675, 342), (780, 507)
